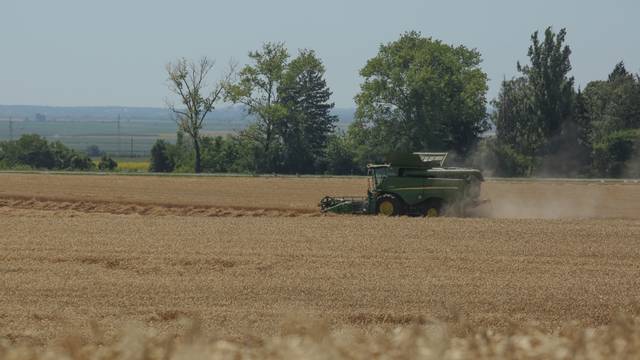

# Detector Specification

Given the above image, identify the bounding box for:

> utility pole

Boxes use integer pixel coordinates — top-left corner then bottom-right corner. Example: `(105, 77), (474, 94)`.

(130, 136), (134, 158)
(117, 114), (121, 157)
(8, 117), (13, 141)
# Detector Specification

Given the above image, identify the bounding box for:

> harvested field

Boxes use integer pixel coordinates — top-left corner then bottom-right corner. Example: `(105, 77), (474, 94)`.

(1, 173), (640, 218)
(0, 197), (317, 218)
(0, 173), (366, 212)
(1, 173), (640, 358)
(2, 210), (640, 339)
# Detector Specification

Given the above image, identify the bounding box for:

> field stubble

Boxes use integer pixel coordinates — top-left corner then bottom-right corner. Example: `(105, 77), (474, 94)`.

(1, 173), (640, 219)
(1, 174), (640, 358)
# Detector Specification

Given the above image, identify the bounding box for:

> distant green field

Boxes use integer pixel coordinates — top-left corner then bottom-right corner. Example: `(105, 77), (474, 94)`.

(0, 119), (238, 157)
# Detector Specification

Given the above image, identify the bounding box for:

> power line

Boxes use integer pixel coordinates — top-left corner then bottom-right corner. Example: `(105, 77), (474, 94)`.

(117, 114), (121, 157)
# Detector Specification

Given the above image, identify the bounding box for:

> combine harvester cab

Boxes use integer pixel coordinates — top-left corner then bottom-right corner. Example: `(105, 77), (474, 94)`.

(319, 152), (488, 217)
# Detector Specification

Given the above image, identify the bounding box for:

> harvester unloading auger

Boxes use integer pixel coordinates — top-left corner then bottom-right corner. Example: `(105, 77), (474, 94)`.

(319, 152), (488, 217)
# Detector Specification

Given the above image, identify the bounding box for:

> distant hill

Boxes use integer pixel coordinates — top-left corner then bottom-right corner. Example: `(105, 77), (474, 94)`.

(0, 104), (355, 127)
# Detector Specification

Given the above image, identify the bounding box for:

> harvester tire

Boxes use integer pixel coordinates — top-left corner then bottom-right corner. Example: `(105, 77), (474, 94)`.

(376, 194), (403, 216)
(423, 199), (443, 218)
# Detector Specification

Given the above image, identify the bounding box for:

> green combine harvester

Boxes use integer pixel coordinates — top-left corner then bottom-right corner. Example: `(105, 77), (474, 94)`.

(319, 152), (488, 217)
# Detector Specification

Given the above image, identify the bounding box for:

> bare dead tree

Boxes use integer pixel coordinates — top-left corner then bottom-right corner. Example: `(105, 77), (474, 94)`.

(166, 57), (234, 173)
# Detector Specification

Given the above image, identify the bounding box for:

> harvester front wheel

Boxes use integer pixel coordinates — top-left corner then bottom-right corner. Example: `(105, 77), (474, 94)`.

(423, 199), (443, 218)
(376, 194), (403, 216)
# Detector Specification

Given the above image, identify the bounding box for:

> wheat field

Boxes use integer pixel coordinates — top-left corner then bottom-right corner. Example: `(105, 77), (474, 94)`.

(1, 173), (640, 359)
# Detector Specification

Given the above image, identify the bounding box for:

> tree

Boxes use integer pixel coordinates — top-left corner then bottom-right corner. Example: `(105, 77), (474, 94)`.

(149, 140), (174, 173)
(50, 141), (94, 170)
(226, 43), (338, 174)
(573, 88), (592, 150)
(592, 129), (640, 177)
(516, 27), (574, 149)
(98, 155), (118, 171)
(582, 62), (640, 176)
(491, 27), (582, 176)
(563, 88), (594, 174)
(352, 31), (489, 158)
(200, 135), (245, 173)
(491, 77), (539, 176)
(166, 57), (230, 173)
(225, 43), (289, 172)
(278, 50), (338, 173)
(14, 134), (56, 169)
(590, 62), (640, 134)
(324, 132), (359, 175)
(493, 77), (540, 157)
(0, 134), (93, 170)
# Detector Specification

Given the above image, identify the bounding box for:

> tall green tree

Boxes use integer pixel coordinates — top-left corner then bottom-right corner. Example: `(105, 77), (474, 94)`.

(516, 27), (575, 148)
(585, 62), (640, 141)
(352, 31), (489, 159)
(491, 77), (539, 175)
(573, 89), (591, 148)
(225, 43), (289, 172)
(226, 43), (337, 173)
(278, 50), (338, 173)
(492, 27), (583, 176)
(149, 140), (175, 173)
(166, 57), (230, 173)
(493, 77), (539, 157)
(582, 62), (640, 177)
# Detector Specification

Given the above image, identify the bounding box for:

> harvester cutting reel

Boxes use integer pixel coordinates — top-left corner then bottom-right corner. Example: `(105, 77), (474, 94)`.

(319, 196), (369, 214)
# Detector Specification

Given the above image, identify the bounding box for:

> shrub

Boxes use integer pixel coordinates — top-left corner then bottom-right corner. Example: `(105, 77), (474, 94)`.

(200, 135), (252, 173)
(0, 134), (94, 171)
(14, 134), (56, 169)
(149, 140), (174, 172)
(98, 155), (118, 171)
(496, 144), (537, 177)
(51, 141), (94, 170)
(592, 129), (640, 177)
(324, 134), (358, 175)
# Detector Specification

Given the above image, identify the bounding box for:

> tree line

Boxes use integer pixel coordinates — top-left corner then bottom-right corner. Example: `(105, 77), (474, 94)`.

(153, 34), (491, 175)
(2, 28), (638, 177)
(155, 43), (340, 174)
(483, 28), (640, 177)
(0, 134), (117, 171)
(153, 28), (639, 177)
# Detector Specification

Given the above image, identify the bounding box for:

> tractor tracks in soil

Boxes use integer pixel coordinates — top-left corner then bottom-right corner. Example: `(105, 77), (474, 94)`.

(0, 195), (321, 218)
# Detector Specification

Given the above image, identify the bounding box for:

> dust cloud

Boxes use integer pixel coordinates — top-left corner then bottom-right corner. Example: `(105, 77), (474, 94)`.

(472, 180), (639, 219)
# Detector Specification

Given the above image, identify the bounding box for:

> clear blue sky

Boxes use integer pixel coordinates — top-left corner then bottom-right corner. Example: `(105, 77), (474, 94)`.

(1, 0), (638, 108)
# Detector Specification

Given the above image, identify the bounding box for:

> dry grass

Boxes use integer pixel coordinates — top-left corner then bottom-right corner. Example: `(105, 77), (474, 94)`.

(2, 174), (640, 358)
